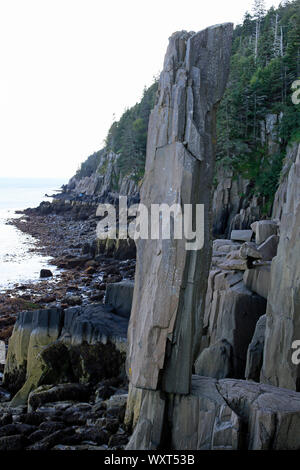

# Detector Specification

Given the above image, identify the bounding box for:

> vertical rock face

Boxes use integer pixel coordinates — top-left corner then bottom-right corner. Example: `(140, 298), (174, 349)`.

(261, 144), (300, 390)
(195, 270), (266, 379)
(127, 24), (233, 395)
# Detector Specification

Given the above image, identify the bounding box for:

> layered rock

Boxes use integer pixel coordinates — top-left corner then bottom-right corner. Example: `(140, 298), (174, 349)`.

(212, 166), (261, 237)
(261, 143), (300, 390)
(3, 301), (130, 405)
(127, 24), (233, 396)
(67, 150), (139, 202)
(129, 375), (300, 450)
(195, 267), (266, 379)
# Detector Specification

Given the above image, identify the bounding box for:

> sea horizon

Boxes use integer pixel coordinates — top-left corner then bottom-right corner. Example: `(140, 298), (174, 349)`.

(0, 177), (67, 290)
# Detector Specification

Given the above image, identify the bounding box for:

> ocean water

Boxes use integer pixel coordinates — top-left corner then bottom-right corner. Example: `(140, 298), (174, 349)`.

(0, 178), (67, 291)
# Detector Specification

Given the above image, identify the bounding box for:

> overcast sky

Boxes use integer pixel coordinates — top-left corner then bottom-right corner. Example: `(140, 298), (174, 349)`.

(0, 0), (281, 179)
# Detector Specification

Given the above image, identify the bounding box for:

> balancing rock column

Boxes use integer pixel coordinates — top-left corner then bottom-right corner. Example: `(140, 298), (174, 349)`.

(126, 24), (233, 448)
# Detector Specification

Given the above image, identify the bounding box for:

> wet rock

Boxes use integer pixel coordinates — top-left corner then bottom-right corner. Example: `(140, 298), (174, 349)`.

(0, 413), (12, 426)
(75, 426), (109, 445)
(105, 281), (134, 318)
(28, 383), (90, 412)
(27, 429), (49, 444)
(108, 433), (129, 448)
(3, 308), (64, 402)
(4, 303), (129, 405)
(64, 295), (82, 306)
(26, 428), (75, 450)
(105, 394), (128, 411)
(0, 434), (24, 451)
(40, 269), (53, 278)
(18, 412), (44, 426)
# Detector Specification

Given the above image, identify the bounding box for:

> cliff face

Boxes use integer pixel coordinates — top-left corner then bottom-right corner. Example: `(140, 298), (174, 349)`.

(261, 143), (300, 390)
(67, 150), (139, 201)
(67, 113), (287, 236)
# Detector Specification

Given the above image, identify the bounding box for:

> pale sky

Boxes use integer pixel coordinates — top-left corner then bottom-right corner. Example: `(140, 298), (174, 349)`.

(0, 0), (281, 179)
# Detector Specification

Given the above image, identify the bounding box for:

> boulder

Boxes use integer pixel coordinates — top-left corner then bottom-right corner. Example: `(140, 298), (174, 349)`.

(245, 315), (266, 382)
(28, 383), (90, 412)
(104, 393), (128, 411)
(239, 242), (262, 260)
(40, 269), (53, 278)
(257, 234), (279, 261)
(243, 264), (271, 300)
(230, 230), (253, 242)
(105, 281), (134, 318)
(194, 339), (233, 379)
(218, 259), (248, 271)
(255, 220), (278, 245)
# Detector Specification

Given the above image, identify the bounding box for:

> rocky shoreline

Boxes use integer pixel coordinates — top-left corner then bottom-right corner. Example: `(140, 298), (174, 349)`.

(0, 198), (136, 342)
(0, 198), (136, 450)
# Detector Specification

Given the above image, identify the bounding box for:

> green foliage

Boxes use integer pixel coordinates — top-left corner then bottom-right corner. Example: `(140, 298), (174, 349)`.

(106, 81), (158, 178)
(76, 0), (299, 210)
(217, 0), (300, 209)
(76, 150), (104, 179)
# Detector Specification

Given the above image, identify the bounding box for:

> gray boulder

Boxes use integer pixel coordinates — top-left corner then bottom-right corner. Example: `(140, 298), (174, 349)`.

(257, 234), (279, 261)
(194, 339), (233, 379)
(105, 280), (134, 318)
(255, 220), (278, 245)
(239, 242), (262, 260)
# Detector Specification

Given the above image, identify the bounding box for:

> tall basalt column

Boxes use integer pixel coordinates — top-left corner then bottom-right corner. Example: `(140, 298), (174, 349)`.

(127, 24), (233, 398)
(261, 144), (300, 390)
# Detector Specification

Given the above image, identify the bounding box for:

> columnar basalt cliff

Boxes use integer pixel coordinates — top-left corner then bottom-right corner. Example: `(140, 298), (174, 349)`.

(261, 144), (300, 390)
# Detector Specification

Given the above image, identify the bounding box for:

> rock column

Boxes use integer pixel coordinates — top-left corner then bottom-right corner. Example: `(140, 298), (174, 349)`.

(261, 144), (300, 390)
(126, 24), (233, 449)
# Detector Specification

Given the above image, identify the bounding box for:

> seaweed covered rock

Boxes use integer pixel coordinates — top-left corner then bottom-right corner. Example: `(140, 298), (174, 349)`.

(3, 304), (128, 405)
